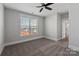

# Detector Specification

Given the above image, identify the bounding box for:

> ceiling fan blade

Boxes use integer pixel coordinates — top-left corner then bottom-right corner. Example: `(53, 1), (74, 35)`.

(40, 8), (43, 12)
(45, 7), (52, 10)
(45, 3), (54, 6)
(36, 6), (43, 8)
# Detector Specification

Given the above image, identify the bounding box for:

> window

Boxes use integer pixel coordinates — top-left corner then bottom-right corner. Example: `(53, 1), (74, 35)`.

(20, 16), (38, 36)
(30, 19), (38, 34)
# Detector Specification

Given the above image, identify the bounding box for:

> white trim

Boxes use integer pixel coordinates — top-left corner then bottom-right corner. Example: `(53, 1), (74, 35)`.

(44, 36), (58, 41)
(0, 45), (4, 55)
(4, 36), (57, 47)
(69, 44), (79, 51)
(4, 36), (45, 46)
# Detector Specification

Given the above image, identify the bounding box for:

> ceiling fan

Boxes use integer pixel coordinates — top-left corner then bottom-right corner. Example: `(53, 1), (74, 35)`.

(36, 3), (54, 12)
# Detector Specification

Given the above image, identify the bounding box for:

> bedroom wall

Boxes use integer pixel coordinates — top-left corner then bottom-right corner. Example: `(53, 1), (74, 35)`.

(4, 8), (44, 46)
(0, 4), (4, 55)
(68, 4), (79, 51)
(45, 12), (58, 41)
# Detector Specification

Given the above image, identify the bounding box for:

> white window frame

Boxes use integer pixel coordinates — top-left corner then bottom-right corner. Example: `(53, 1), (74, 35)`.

(20, 15), (38, 36)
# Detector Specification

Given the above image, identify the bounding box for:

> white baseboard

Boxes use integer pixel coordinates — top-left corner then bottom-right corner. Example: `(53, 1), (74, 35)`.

(69, 44), (79, 51)
(0, 45), (5, 55)
(4, 36), (45, 46)
(4, 36), (57, 47)
(44, 36), (58, 41)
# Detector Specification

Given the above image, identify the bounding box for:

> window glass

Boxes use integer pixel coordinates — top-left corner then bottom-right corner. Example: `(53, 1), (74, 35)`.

(20, 16), (38, 36)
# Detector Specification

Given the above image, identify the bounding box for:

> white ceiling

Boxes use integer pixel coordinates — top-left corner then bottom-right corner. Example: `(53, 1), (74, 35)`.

(3, 3), (69, 17)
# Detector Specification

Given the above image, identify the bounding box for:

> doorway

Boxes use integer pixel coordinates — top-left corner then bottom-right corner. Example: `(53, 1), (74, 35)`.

(57, 12), (69, 40)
